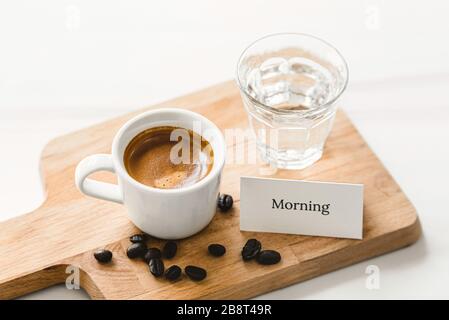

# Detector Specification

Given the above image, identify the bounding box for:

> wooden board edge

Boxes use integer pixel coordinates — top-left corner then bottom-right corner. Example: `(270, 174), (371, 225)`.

(223, 215), (421, 300)
(0, 264), (68, 300)
(127, 215), (421, 300)
(272, 215), (422, 300)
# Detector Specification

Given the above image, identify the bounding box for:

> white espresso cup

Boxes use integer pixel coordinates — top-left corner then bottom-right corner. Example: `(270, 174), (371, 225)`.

(75, 108), (226, 239)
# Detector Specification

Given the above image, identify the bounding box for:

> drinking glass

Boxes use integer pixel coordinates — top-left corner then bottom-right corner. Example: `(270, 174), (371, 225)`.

(236, 33), (349, 169)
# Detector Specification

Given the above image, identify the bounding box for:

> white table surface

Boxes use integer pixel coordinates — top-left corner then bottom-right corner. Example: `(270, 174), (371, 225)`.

(1, 0), (448, 299)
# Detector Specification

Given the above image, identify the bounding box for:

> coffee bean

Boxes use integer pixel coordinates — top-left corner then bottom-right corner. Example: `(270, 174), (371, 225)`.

(144, 247), (162, 263)
(162, 241), (177, 259)
(241, 238), (261, 261)
(165, 265), (182, 281)
(149, 258), (165, 277)
(256, 250), (281, 265)
(93, 249), (112, 263)
(217, 194), (233, 212)
(126, 242), (147, 259)
(129, 233), (147, 243)
(208, 244), (226, 257)
(185, 265), (207, 281)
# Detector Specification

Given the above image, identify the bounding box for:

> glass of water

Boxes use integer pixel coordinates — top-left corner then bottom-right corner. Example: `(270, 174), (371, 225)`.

(236, 33), (349, 169)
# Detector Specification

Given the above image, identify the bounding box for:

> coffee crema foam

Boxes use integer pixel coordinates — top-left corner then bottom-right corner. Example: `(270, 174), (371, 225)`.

(124, 126), (214, 189)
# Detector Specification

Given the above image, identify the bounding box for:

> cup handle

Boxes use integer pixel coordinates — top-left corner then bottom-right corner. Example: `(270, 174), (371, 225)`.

(75, 154), (123, 204)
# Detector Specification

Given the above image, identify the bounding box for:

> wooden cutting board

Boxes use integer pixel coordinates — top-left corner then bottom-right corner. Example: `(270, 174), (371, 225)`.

(0, 81), (421, 299)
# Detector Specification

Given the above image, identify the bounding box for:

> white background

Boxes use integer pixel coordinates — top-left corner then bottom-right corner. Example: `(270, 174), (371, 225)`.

(0, 0), (448, 299)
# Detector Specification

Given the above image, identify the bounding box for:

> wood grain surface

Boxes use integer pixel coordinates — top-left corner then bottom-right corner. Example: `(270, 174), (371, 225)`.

(0, 81), (421, 299)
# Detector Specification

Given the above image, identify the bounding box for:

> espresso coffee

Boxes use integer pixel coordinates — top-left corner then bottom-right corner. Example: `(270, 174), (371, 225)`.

(124, 126), (214, 189)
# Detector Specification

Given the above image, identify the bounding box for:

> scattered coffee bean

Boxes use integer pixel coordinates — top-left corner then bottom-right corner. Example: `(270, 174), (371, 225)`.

(129, 233), (147, 243)
(126, 242), (147, 259)
(217, 194), (233, 212)
(144, 247), (162, 263)
(241, 238), (261, 261)
(208, 244), (226, 257)
(165, 265), (182, 281)
(185, 265), (207, 281)
(149, 258), (165, 277)
(256, 250), (281, 265)
(93, 249), (112, 263)
(162, 241), (177, 259)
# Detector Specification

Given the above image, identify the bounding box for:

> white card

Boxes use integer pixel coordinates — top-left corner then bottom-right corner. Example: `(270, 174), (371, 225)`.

(240, 176), (364, 239)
